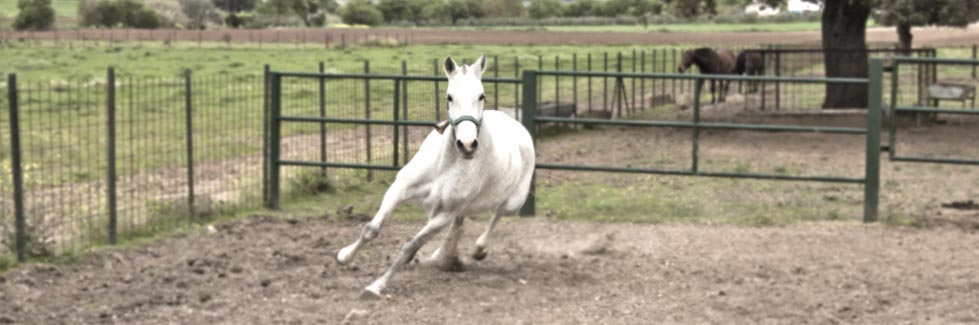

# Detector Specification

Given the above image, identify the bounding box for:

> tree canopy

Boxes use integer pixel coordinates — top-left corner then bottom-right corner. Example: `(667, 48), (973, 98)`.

(13, 0), (55, 31)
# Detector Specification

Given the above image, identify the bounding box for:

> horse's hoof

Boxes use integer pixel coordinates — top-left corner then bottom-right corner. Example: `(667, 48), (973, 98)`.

(359, 288), (382, 300)
(472, 249), (488, 261)
(336, 245), (356, 265)
(433, 257), (465, 272)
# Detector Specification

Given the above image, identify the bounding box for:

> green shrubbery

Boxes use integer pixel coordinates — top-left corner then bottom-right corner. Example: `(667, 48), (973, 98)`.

(79, 0), (162, 28)
(13, 0), (55, 31)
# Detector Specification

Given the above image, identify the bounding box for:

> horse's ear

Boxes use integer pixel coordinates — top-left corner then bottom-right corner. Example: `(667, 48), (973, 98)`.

(472, 54), (487, 79)
(444, 56), (458, 79)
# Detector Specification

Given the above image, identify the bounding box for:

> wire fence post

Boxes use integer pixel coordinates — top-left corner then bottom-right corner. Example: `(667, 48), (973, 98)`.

(641, 50), (646, 110)
(7, 74), (26, 262)
(864, 59), (883, 223)
(972, 44), (977, 79)
(184, 69), (195, 222)
(364, 61), (372, 182)
(262, 65), (270, 206)
(106, 68), (118, 244)
(572, 53), (578, 111)
(318, 62), (327, 175)
(393, 79), (400, 168)
(519, 70), (537, 217)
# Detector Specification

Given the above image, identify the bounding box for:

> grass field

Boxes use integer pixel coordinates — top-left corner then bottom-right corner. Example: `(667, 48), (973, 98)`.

(441, 22), (823, 33)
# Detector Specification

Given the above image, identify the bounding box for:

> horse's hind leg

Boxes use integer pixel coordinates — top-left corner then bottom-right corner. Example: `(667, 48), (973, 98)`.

(362, 213), (452, 299)
(429, 215), (465, 272)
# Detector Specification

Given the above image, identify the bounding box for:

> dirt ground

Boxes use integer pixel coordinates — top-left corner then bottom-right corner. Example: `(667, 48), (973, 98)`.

(1, 214), (978, 324)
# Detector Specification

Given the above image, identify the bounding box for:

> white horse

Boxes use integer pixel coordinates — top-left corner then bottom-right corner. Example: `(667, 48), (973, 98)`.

(335, 54), (536, 299)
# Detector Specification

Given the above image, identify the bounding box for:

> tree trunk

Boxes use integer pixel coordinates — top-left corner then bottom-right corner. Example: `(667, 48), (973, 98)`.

(897, 22), (913, 54)
(821, 0), (871, 109)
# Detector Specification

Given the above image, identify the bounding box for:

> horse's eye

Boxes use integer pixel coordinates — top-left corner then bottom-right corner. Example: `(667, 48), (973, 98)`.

(478, 94), (485, 101)
(447, 95), (453, 102)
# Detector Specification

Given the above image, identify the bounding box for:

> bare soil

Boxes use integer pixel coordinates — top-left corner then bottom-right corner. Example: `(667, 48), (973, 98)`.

(2, 214), (978, 324)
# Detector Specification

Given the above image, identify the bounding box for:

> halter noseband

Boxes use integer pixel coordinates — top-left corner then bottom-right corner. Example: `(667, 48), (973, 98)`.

(448, 115), (482, 129)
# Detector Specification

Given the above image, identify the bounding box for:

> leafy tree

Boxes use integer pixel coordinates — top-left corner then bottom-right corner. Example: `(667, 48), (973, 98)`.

(212, 0), (255, 13)
(528, 0), (563, 19)
(665, 0), (717, 19)
(340, 0), (383, 25)
(482, 0), (524, 17)
(422, 0), (451, 23)
(180, 0), (218, 29)
(564, 0), (598, 17)
(13, 0), (55, 31)
(875, 0), (979, 51)
(78, 0), (161, 28)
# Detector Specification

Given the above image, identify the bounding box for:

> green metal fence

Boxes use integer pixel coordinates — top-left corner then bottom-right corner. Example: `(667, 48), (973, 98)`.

(266, 60), (886, 223)
(887, 57), (979, 166)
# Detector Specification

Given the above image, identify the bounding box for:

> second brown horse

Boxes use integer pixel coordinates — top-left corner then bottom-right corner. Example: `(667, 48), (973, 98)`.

(678, 48), (737, 104)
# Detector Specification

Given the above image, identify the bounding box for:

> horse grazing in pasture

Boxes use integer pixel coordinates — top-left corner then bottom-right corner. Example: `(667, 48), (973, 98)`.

(735, 50), (765, 93)
(335, 54), (536, 299)
(678, 48), (737, 104)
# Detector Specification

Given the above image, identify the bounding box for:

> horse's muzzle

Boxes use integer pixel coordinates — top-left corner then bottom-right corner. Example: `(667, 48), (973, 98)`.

(455, 139), (478, 159)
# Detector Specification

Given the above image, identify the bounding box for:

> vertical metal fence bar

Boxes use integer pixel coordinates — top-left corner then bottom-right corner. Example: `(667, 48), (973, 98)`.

(262, 65), (270, 206)
(888, 63), (900, 158)
(972, 44), (977, 79)
(555, 55), (560, 105)
(572, 53), (578, 112)
(493, 55), (499, 110)
(641, 50), (646, 110)
(631, 49), (636, 110)
(402, 62), (409, 165)
(672, 48), (677, 98)
(692, 77), (703, 174)
(775, 52), (781, 111)
(587, 53), (592, 114)
(519, 70), (537, 217)
(319, 62), (327, 174)
(603, 53), (608, 113)
(184, 70), (195, 222)
(7, 74), (26, 262)
(393, 79), (400, 168)
(106, 68), (118, 244)
(864, 59), (883, 223)
(268, 73), (282, 209)
(434, 59), (441, 121)
(364, 61), (373, 182)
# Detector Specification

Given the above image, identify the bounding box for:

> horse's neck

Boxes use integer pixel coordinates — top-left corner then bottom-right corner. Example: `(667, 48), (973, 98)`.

(694, 53), (718, 74)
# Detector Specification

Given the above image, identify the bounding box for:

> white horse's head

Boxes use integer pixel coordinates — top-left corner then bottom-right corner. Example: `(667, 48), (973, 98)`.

(443, 54), (487, 159)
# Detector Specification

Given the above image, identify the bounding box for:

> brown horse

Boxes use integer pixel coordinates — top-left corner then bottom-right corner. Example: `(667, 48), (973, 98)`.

(735, 50), (765, 93)
(678, 48), (737, 103)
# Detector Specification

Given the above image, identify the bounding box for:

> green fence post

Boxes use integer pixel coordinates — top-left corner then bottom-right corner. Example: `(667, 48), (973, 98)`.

(401, 60), (409, 165)
(106, 68), (118, 244)
(864, 59), (883, 223)
(268, 73), (282, 210)
(434, 59), (441, 121)
(184, 69), (195, 222)
(7, 74), (26, 262)
(393, 79), (400, 168)
(640, 50), (646, 110)
(572, 53), (578, 111)
(364, 60), (373, 182)
(972, 44), (977, 79)
(262, 64), (270, 206)
(519, 70), (537, 217)
(318, 62), (327, 174)
(554, 55), (559, 105)
(889, 62), (900, 159)
(692, 76), (703, 174)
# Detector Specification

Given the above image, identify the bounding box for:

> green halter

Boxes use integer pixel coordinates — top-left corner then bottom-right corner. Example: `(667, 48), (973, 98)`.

(448, 115), (482, 129)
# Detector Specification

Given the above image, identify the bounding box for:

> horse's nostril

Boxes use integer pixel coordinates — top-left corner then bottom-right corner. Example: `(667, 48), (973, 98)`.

(471, 140), (478, 150)
(455, 140), (465, 151)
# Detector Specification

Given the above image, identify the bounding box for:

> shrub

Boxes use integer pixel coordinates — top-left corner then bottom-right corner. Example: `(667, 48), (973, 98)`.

(289, 170), (335, 196)
(78, 0), (162, 28)
(340, 0), (383, 26)
(13, 0), (56, 31)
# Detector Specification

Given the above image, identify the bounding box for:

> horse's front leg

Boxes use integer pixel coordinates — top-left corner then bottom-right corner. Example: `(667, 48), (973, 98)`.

(710, 79), (717, 104)
(472, 210), (505, 261)
(337, 176), (424, 265)
(361, 213), (452, 299)
(429, 215), (466, 272)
